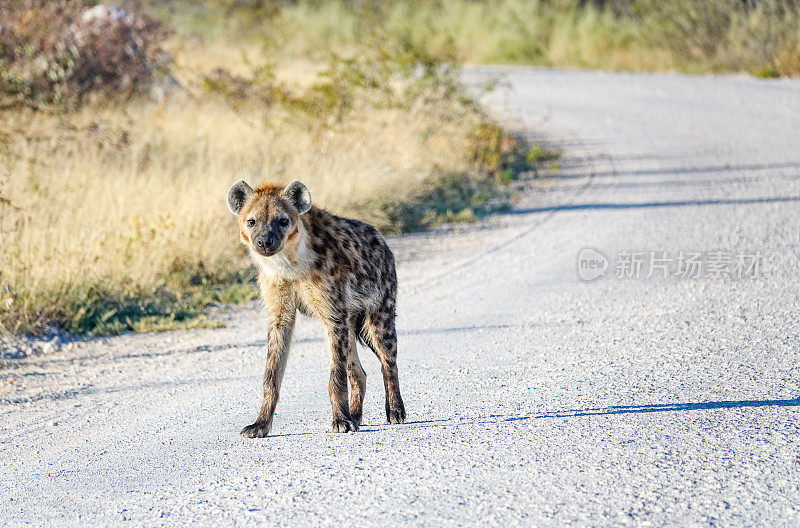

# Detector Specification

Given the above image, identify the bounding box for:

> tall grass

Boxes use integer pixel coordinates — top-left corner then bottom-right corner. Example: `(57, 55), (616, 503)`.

(0, 35), (525, 335)
(154, 0), (800, 76)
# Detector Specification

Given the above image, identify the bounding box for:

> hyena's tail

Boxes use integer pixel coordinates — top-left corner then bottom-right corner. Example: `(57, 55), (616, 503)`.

(353, 310), (370, 347)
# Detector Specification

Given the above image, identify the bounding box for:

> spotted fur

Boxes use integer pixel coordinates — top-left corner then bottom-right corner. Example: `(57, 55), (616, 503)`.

(228, 180), (406, 437)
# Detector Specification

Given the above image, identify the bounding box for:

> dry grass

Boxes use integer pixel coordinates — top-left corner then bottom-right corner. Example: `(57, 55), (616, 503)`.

(0, 38), (512, 335)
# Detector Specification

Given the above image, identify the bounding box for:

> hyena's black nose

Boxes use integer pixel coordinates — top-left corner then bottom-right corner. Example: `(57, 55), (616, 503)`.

(256, 234), (276, 252)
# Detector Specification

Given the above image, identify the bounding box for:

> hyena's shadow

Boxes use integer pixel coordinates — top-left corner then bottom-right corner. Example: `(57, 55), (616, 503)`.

(247, 397), (800, 438)
(360, 396), (800, 431)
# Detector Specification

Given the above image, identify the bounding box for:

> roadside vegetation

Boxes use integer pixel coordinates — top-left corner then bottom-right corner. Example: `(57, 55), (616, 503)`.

(153, 0), (800, 77)
(0, 1), (536, 336)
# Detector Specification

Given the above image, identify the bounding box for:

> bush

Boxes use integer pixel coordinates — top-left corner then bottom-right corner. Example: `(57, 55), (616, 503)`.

(0, 1), (170, 106)
(280, 31), (474, 125)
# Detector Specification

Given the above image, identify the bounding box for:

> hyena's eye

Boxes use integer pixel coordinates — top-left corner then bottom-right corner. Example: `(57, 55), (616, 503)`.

(279, 217), (290, 228)
(247, 219), (256, 227)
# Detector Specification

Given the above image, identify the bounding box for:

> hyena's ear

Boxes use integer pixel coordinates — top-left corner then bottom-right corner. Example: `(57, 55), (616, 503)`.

(282, 180), (312, 215)
(227, 180), (254, 215)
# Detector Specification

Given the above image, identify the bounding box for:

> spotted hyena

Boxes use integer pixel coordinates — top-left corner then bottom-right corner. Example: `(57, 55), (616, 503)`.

(227, 180), (406, 437)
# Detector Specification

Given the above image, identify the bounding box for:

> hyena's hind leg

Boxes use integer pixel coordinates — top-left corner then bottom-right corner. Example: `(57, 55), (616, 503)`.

(346, 321), (367, 425)
(363, 310), (406, 424)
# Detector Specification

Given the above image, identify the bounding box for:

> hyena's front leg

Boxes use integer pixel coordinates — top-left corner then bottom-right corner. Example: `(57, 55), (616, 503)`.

(240, 308), (296, 439)
(327, 316), (359, 433)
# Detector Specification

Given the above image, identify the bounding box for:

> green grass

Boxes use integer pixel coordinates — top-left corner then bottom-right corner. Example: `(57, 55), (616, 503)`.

(11, 267), (259, 336)
(526, 144), (560, 166)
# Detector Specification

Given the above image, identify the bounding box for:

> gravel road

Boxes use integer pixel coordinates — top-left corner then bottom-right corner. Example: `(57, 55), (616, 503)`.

(2, 68), (799, 527)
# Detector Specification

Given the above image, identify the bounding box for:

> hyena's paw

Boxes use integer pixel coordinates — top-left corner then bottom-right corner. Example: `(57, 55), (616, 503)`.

(240, 422), (271, 438)
(349, 408), (363, 426)
(330, 417), (359, 433)
(386, 402), (406, 424)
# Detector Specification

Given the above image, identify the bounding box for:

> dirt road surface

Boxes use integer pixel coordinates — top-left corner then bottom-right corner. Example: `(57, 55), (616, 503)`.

(2, 68), (799, 526)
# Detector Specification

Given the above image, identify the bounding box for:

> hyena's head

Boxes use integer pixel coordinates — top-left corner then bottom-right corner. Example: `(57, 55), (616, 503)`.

(226, 180), (312, 257)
